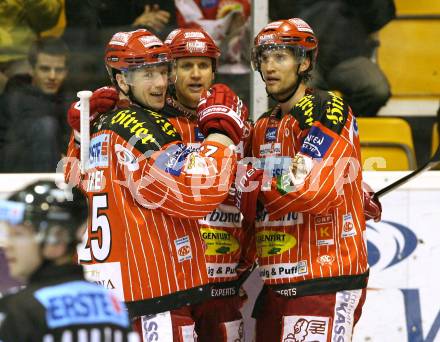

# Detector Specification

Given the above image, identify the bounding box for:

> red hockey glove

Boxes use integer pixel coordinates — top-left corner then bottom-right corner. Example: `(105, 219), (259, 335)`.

(67, 86), (119, 131)
(235, 165), (264, 222)
(362, 182), (382, 222)
(363, 191), (382, 222)
(197, 83), (247, 145)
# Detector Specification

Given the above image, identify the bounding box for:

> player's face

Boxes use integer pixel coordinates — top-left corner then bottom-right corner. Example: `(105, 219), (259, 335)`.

(175, 57), (214, 109)
(1, 223), (42, 282)
(130, 64), (169, 110)
(32, 53), (68, 95)
(260, 48), (300, 100)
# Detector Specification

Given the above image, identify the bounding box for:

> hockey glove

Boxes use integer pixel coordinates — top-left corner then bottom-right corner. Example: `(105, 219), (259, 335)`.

(362, 182), (382, 222)
(235, 165), (264, 222)
(67, 86), (119, 131)
(197, 83), (247, 145)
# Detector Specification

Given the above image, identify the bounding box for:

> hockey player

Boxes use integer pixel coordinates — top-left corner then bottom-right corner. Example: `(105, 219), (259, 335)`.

(64, 29), (247, 341)
(164, 28), (254, 342)
(0, 180), (137, 342)
(235, 18), (382, 341)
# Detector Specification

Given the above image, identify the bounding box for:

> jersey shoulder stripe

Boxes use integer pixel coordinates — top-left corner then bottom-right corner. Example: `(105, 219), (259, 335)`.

(91, 106), (182, 154)
(291, 90), (349, 134)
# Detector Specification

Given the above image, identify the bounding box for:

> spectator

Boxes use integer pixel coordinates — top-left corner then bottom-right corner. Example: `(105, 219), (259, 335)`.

(270, 0), (396, 117)
(0, 180), (137, 341)
(174, 0), (251, 106)
(0, 37), (70, 173)
(0, 0), (62, 93)
(62, 1), (174, 92)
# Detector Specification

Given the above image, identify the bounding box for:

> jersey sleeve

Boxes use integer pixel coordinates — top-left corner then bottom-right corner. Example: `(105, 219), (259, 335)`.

(63, 131), (81, 188)
(262, 98), (360, 220)
(117, 138), (237, 219)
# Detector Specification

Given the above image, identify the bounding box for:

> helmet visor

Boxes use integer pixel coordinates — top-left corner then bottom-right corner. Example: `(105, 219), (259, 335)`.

(123, 61), (174, 86)
(251, 44), (307, 71)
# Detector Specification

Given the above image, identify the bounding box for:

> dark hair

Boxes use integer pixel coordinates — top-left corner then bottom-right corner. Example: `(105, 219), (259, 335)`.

(28, 37), (70, 67)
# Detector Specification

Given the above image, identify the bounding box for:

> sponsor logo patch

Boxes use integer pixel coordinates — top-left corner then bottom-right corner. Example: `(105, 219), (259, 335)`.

(342, 213), (357, 238)
(206, 263), (237, 278)
(139, 35), (163, 48)
(200, 227), (239, 255)
(34, 281), (129, 329)
(184, 31), (205, 39)
(259, 262), (308, 280)
(300, 126), (334, 159)
(288, 18), (314, 33)
(265, 127), (277, 142)
(83, 262), (125, 301)
(315, 214), (335, 246)
(256, 208), (303, 227)
(174, 236), (192, 262)
(194, 127), (205, 141)
(89, 134), (109, 168)
(282, 315), (329, 342)
(141, 312), (173, 342)
(256, 230), (297, 257)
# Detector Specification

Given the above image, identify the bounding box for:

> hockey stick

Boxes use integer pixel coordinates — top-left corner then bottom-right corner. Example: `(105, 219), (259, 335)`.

(375, 144), (440, 198)
(77, 90), (93, 173)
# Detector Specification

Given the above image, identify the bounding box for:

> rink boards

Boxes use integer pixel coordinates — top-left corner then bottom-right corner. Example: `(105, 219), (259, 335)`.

(1, 172), (439, 342)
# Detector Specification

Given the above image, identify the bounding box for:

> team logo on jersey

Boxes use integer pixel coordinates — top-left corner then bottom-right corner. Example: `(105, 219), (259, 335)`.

(174, 236), (192, 262)
(282, 315), (330, 342)
(300, 126), (333, 159)
(200, 227), (239, 255)
(317, 254), (335, 266)
(89, 134), (109, 168)
(265, 127), (277, 142)
(315, 214), (335, 246)
(114, 144), (139, 171)
(342, 213), (357, 238)
(256, 230), (297, 257)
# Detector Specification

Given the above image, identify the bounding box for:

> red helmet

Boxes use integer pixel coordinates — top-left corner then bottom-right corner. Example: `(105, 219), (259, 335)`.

(164, 28), (220, 70)
(251, 18), (318, 73)
(105, 29), (172, 82)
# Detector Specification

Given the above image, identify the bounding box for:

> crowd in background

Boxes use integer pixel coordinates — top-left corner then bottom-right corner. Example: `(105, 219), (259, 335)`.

(0, 0), (438, 173)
